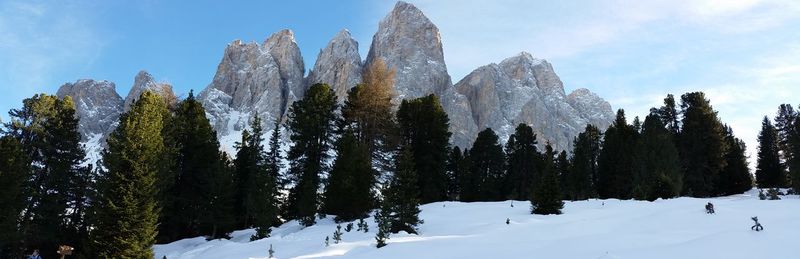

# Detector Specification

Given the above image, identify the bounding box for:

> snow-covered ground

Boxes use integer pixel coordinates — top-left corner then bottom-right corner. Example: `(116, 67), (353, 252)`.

(154, 189), (799, 259)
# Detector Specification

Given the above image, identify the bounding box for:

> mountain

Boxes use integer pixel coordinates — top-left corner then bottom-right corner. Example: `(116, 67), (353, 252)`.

(456, 52), (613, 151)
(124, 70), (177, 112)
(198, 29), (305, 152)
(308, 29), (363, 101)
(55, 1), (613, 155)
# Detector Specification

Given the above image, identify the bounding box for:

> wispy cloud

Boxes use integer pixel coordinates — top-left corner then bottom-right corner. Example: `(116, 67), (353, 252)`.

(0, 0), (106, 120)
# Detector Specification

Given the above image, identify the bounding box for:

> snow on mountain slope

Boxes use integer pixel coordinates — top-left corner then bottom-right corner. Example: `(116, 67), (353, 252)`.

(154, 190), (799, 259)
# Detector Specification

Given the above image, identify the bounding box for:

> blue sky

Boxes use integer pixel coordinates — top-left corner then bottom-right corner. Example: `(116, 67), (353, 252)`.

(2, 0), (799, 161)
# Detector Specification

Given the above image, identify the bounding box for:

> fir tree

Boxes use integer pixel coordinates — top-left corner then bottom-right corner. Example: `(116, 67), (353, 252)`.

(505, 124), (541, 200)
(565, 125), (601, 200)
(286, 83), (338, 226)
(679, 92), (727, 197)
(0, 136), (29, 258)
(464, 128), (506, 201)
(332, 225), (343, 244)
(445, 147), (465, 200)
(555, 150), (570, 196)
(323, 131), (375, 222)
(531, 144), (564, 215)
(756, 117), (787, 188)
(774, 104), (795, 168)
(656, 94), (680, 136)
(718, 126), (753, 195)
(396, 94), (452, 203)
(92, 91), (168, 258)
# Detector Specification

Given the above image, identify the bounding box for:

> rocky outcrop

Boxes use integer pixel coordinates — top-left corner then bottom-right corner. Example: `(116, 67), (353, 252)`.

(366, 1), (478, 148)
(124, 70), (176, 111)
(198, 29), (305, 151)
(456, 52), (613, 152)
(56, 79), (124, 141)
(307, 29), (362, 101)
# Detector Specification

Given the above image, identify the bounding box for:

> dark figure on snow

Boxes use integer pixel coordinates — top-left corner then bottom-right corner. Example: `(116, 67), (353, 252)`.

(27, 250), (42, 259)
(751, 217), (763, 231)
(705, 202), (715, 214)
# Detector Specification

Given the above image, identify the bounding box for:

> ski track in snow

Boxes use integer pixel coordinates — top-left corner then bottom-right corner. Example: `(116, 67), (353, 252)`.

(154, 189), (799, 259)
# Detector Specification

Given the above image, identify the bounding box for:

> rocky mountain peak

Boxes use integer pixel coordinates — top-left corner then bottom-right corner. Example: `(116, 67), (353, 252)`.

(56, 79), (123, 141)
(124, 70), (175, 111)
(308, 29), (362, 101)
(567, 88), (614, 130)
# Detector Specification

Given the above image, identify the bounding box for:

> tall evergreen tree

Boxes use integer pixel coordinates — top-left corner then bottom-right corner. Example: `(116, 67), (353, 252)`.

(445, 147), (465, 200)
(5, 94), (89, 258)
(160, 91), (235, 241)
(790, 109), (800, 192)
(756, 117), (787, 188)
(286, 83), (338, 226)
(597, 109), (638, 199)
(555, 150), (570, 195)
(232, 115), (279, 239)
(0, 136), (29, 258)
(679, 92), (727, 197)
(774, 104), (795, 168)
(384, 146), (422, 234)
(718, 126), (753, 195)
(92, 91), (168, 258)
(637, 113), (682, 200)
(396, 94), (452, 203)
(565, 125), (601, 200)
(531, 144), (564, 215)
(505, 124), (541, 200)
(323, 131), (375, 222)
(656, 94), (680, 135)
(462, 128), (506, 201)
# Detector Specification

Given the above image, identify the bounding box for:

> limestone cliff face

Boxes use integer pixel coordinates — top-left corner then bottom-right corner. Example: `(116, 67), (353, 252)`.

(198, 29), (305, 150)
(56, 79), (123, 141)
(308, 29), (363, 101)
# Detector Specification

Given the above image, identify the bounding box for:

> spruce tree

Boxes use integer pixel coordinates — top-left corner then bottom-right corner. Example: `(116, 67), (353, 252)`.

(0, 136), (29, 258)
(565, 125), (601, 200)
(464, 128), (506, 201)
(791, 108), (800, 192)
(756, 117), (787, 188)
(445, 147), (464, 200)
(286, 83), (338, 226)
(396, 94), (452, 203)
(531, 144), (564, 215)
(505, 124), (540, 200)
(92, 91), (168, 258)
(555, 150), (570, 196)
(323, 131), (374, 222)
(679, 92), (727, 197)
(637, 113), (682, 200)
(656, 94), (680, 136)
(774, 104), (795, 168)
(718, 126), (753, 195)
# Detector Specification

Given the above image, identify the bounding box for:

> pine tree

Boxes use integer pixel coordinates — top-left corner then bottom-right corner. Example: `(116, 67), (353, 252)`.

(718, 126), (753, 195)
(637, 113), (682, 200)
(597, 109), (638, 199)
(0, 136), (29, 258)
(679, 92), (727, 197)
(92, 91), (168, 258)
(396, 94), (452, 203)
(774, 104), (795, 168)
(5, 94), (89, 258)
(756, 117), (787, 188)
(555, 150), (570, 196)
(384, 146), (423, 234)
(445, 147), (464, 200)
(332, 225), (343, 244)
(531, 144), (564, 215)
(323, 131), (375, 222)
(286, 83), (338, 226)
(160, 91), (235, 241)
(505, 124), (541, 200)
(565, 125), (601, 200)
(656, 94), (680, 136)
(791, 108), (800, 192)
(464, 128), (506, 201)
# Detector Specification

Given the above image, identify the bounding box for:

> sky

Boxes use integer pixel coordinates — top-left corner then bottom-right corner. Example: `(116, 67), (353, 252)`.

(1, 0), (799, 163)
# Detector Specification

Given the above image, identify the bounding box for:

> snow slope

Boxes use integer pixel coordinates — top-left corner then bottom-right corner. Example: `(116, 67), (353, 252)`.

(154, 190), (799, 259)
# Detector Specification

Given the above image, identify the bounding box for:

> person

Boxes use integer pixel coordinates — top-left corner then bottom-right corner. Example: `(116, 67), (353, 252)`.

(705, 202), (715, 214)
(27, 249), (42, 259)
(751, 217), (763, 231)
